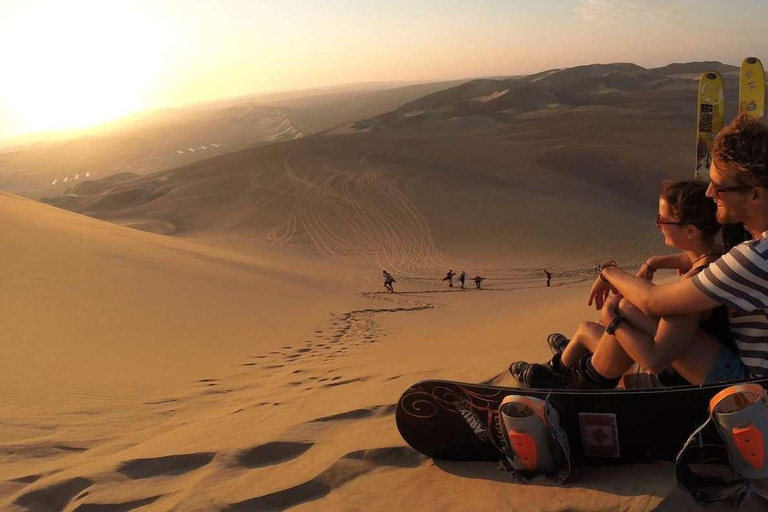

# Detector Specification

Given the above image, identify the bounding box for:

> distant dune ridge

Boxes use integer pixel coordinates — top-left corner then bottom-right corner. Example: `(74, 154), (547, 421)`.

(35, 60), (748, 271)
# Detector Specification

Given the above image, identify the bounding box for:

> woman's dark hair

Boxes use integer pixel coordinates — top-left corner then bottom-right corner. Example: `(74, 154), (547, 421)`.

(660, 180), (720, 240)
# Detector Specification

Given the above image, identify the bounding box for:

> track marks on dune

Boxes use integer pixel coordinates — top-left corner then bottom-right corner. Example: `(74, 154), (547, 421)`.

(267, 156), (452, 272)
(241, 301), (433, 379)
(227, 447), (424, 512)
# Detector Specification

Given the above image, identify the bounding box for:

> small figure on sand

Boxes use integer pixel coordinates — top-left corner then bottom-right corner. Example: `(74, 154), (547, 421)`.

(545, 270), (552, 287)
(474, 275), (484, 289)
(459, 271), (466, 289)
(382, 270), (396, 293)
(443, 269), (456, 288)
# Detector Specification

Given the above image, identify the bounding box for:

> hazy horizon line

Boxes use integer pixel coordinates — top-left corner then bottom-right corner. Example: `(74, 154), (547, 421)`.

(0, 57), (741, 148)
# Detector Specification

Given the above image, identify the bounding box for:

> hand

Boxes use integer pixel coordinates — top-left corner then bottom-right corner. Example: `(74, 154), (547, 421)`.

(636, 263), (655, 282)
(588, 276), (612, 310)
(600, 293), (623, 326)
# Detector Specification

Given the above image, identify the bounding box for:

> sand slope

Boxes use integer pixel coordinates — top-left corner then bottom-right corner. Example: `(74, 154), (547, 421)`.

(2, 191), (761, 511)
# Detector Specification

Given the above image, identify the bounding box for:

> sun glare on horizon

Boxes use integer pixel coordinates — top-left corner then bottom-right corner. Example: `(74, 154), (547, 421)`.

(1, 1), (166, 137)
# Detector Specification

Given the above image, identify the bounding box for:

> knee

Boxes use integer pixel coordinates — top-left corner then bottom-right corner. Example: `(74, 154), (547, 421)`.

(617, 298), (639, 317)
(575, 321), (600, 337)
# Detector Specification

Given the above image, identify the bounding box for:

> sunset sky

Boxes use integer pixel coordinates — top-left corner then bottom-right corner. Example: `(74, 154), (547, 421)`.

(1, 0), (767, 140)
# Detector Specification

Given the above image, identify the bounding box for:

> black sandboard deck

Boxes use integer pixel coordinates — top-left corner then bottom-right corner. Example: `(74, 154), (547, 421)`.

(396, 378), (768, 466)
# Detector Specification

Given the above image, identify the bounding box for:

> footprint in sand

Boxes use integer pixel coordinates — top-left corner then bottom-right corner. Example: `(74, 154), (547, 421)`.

(309, 404), (396, 423)
(9, 474), (42, 484)
(73, 495), (162, 511)
(13, 477), (92, 512)
(227, 447), (423, 511)
(117, 452), (216, 479)
(234, 442), (313, 469)
(322, 377), (367, 388)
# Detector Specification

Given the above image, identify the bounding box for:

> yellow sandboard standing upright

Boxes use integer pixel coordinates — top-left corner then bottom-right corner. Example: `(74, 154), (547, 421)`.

(740, 57), (765, 119)
(695, 71), (725, 180)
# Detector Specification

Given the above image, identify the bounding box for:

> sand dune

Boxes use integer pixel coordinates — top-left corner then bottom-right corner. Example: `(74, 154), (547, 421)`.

(42, 63), (711, 273)
(0, 80), (466, 200)
(3, 190), (758, 511)
(4, 61), (761, 511)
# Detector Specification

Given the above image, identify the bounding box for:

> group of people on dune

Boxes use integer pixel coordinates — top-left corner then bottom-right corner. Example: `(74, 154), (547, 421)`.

(510, 113), (768, 390)
(441, 270), (485, 290)
(381, 270), (486, 293)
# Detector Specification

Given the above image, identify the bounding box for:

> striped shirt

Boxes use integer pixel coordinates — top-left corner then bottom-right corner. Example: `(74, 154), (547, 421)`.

(691, 234), (768, 377)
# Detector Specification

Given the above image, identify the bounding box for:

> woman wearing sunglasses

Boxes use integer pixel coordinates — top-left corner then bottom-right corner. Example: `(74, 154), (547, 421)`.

(510, 180), (742, 389)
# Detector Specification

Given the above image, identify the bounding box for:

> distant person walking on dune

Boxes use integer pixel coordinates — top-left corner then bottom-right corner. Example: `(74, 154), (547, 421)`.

(474, 276), (484, 289)
(545, 270), (552, 287)
(382, 270), (396, 293)
(459, 271), (466, 289)
(443, 269), (456, 288)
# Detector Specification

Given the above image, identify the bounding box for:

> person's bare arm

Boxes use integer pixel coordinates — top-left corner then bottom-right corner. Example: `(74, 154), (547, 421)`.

(600, 266), (720, 316)
(613, 312), (699, 374)
(642, 253), (692, 277)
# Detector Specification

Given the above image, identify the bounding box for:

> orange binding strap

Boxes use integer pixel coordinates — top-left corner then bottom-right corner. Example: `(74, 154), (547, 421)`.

(708, 383), (767, 415)
(732, 425), (765, 470)
(508, 430), (537, 470)
(709, 383), (768, 471)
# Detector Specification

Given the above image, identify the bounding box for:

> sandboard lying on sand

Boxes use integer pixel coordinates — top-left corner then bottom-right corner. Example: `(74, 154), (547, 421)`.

(396, 378), (768, 465)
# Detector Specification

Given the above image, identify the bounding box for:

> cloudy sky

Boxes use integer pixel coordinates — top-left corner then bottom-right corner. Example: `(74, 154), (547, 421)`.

(1, 0), (766, 139)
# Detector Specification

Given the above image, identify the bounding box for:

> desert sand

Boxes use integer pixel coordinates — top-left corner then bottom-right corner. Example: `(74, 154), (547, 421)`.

(3, 62), (763, 511)
(1, 190), (757, 511)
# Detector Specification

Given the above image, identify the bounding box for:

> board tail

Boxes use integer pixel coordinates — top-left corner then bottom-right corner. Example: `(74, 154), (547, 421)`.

(695, 71), (725, 180)
(739, 57), (766, 120)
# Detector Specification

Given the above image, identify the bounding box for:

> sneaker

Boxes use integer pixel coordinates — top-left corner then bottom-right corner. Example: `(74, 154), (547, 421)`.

(509, 360), (567, 388)
(508, 360), (529, 381)
(546, 333), (570, 355)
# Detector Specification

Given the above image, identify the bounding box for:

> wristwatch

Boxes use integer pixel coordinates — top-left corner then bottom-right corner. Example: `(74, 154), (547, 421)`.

(605, 315), (623, 335)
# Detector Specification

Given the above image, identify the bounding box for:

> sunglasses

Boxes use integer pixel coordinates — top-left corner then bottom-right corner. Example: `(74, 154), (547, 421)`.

(709, 182), (753, 198)
(656, 214), (684, 227)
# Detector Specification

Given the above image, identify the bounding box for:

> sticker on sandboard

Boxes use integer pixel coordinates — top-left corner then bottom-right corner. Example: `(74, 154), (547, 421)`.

(579, 412), (620, 458)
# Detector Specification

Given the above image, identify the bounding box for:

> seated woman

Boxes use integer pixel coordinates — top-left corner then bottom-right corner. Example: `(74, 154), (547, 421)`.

(510, 180), (742, 389)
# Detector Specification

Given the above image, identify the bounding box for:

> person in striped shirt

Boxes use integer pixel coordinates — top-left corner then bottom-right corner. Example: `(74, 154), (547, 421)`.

(602, 114), (768, 380)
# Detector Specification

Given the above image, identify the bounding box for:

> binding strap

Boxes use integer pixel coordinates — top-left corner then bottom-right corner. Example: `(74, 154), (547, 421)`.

(675, 383), (768, 506)
(497, 394), (571, 484)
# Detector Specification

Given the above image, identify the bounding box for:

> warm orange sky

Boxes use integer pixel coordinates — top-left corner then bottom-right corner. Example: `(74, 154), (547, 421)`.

(1, 0), (767, 140)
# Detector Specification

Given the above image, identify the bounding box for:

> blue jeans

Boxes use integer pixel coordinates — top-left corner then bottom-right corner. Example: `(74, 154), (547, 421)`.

(704, 346), (750, 384)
